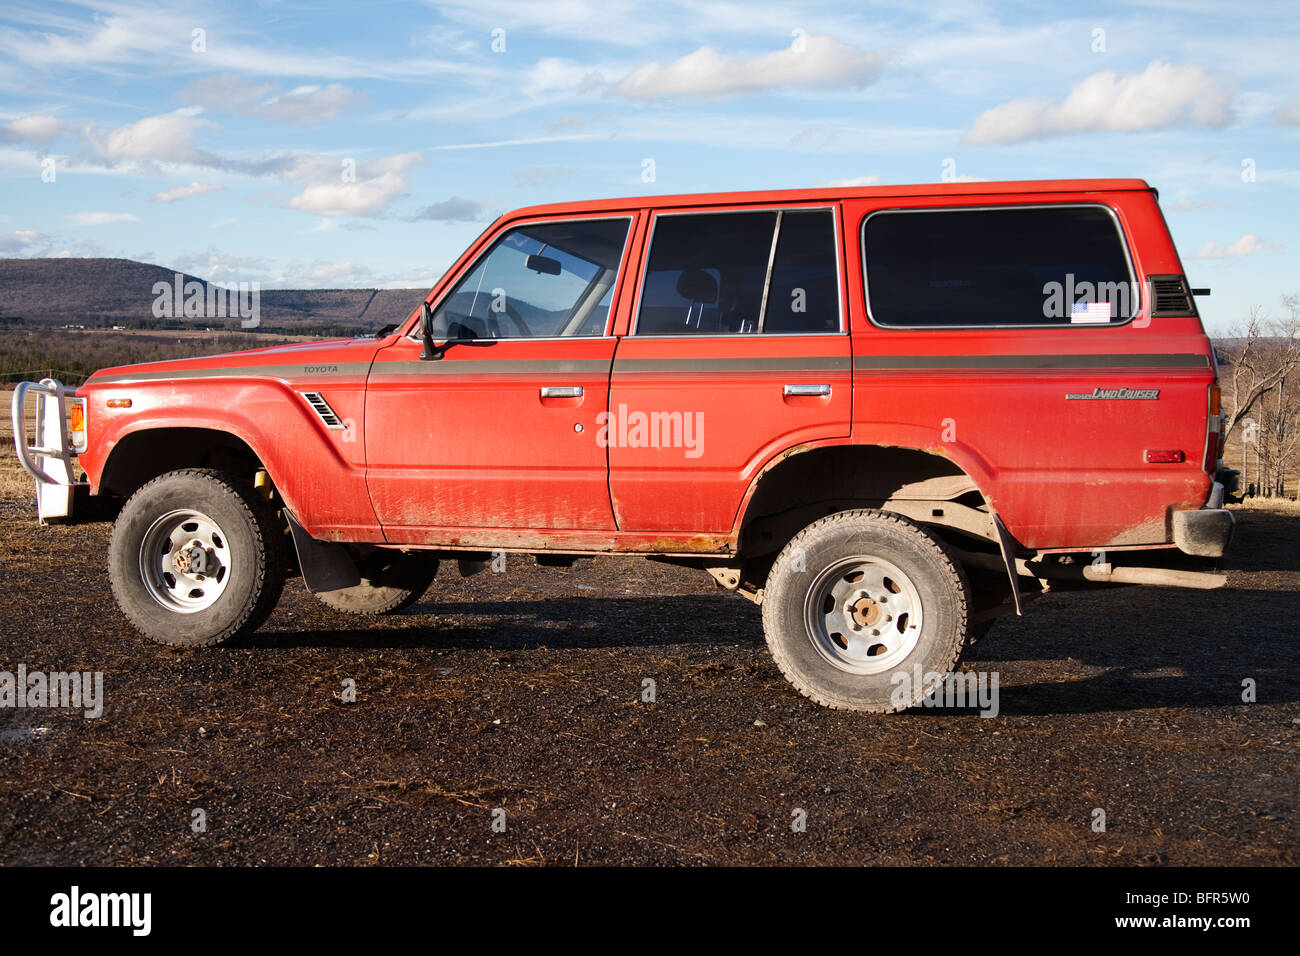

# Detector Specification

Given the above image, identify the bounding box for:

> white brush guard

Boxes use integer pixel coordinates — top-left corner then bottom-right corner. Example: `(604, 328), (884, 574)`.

(11, 378), (84, 522)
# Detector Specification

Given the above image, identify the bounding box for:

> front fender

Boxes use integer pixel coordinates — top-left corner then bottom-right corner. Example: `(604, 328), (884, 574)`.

(83, 376), (380, 539)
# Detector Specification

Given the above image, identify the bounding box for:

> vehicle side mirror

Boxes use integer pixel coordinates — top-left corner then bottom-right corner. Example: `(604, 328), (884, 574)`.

(419, 301), (443, 360)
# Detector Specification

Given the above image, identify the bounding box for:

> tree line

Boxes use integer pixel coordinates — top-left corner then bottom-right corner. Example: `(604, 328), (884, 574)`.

(1215, 294), (1300, 499)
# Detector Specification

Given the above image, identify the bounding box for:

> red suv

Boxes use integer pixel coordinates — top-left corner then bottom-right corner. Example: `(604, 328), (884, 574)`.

(13, 178), (1235, 711)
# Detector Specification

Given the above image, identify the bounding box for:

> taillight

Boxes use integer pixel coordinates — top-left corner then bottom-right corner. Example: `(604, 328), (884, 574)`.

(1203, 382), (1221, 474)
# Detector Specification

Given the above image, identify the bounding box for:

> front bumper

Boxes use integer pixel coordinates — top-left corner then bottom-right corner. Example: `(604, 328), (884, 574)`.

(1172, 481), (1234, 558)
(10, 378), (84, 523)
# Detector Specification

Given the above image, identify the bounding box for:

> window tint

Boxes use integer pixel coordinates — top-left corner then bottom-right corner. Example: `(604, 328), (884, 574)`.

(636, 209), (840, 335)
(430, 218), (629, 339)
(765, 210), (840, 333)
(637, 212), (773, 335)
(863, 206), (1137, 328)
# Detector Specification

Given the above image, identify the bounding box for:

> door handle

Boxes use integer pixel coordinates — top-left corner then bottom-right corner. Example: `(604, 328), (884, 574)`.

(540, 385), (583, 399)
(783, 384), (831, 397)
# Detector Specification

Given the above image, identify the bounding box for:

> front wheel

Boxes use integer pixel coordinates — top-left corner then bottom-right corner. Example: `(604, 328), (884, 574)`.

(109, 469), (287, 647)
(762, 509), (969, 712)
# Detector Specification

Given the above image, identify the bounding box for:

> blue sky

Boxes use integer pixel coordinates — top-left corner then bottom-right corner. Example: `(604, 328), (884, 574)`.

(0, 0), (1297, 332)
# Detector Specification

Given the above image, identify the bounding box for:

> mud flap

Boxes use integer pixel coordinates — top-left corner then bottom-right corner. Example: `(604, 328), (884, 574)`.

(993, 515), (1024, 616)
(285, 511), (362, 593)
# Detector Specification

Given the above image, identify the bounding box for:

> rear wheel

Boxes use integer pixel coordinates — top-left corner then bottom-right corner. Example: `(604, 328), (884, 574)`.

(314, 551), (438, 615)
(109, 469), (286, 647)
(762, 509), (969, 712)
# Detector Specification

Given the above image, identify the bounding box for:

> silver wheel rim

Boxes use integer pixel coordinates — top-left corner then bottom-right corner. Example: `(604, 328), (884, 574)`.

(803, 555), (923, 675)
(139, 509), (233, 614)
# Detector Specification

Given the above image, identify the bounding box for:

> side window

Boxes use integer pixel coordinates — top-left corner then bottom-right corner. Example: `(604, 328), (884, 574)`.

(863, 205), (1137, 328)
(430, 218), (630, 339)
(637, 212), (774, 335)
(765, 210), (840, 333)
(635, 209), (841, 335)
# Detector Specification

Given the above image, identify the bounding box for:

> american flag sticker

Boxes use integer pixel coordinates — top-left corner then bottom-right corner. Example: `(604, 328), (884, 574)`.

(1070, 301), (1112, 324)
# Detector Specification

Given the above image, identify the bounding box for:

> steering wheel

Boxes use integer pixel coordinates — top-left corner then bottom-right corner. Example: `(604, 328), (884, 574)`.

(488, 301), (532, 338)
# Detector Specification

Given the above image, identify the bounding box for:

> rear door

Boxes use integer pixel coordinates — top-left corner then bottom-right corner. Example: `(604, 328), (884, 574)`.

(365, 214), (637, 542)
(607, 205), (853, 533)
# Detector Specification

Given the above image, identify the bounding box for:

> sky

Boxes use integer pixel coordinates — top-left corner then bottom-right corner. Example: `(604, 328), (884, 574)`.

(0, 0), (1297, 333)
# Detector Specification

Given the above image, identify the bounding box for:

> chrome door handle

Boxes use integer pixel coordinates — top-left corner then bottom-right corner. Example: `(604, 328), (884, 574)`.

(540, 385), (583, 398)
(783, 384), (831, 397)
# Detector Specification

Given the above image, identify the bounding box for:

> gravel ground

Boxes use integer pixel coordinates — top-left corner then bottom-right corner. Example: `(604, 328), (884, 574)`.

(0, 494), (1295, 866)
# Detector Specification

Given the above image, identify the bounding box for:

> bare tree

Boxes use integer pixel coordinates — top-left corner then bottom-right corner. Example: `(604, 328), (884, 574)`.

(1216, 296), (1300, 497)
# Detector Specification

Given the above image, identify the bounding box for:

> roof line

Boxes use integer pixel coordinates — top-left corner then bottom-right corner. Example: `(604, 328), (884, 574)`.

(504, 178), (1154, 220)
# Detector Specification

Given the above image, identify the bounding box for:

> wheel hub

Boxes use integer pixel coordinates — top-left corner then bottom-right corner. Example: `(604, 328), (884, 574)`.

(848, 593), (884, 629)
(139, 510), (233, 614)
(804, 555), (924, 675)
(173, 542), (210, 576)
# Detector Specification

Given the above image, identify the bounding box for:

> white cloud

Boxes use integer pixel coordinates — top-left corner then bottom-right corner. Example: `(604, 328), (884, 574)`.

(0, 3), (476, 82)
(826, 175), (881, 187)
(1166, 199), (1223, 212)
(179, 75), (365, 127)
(285, 152), (424, 217)
(169, 248), (270, 282)
(261, 84), (365, 126)
(0, 229), (43, 255)
(525, 58), (609, 96)
(179, 74), (275, 112)
(67, 212), (139, 226)
(151, 181), (226, 203)
(0, 115), (65, 145)
(427, 0), (815, 48)
(276, 261), (375, 287)
(964, 61), (1236, 144)
(413, 197), (491, 221)
(615, 36), (885, 102)
(428, 134), (594, 151)
(1191, 235), (1282, 259)
(82, 110), (304, 178)
(88, 108), (215, 164)
(1279, 100), (1300, 124)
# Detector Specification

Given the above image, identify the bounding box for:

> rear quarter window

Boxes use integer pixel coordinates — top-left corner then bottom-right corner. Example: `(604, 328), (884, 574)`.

(862, 205), (1138, 328)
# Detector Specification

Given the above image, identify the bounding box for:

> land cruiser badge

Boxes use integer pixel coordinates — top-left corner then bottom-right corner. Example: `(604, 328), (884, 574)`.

(1066, 387), (1160, 400)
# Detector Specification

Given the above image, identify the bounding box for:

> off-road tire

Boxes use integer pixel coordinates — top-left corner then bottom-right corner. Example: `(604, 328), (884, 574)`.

(109, 468), (286, 647)
(315, 552), (439, 615)
(762, 509), (970, 712)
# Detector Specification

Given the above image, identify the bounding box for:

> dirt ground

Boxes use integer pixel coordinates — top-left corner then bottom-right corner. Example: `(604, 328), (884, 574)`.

(0, 393), (1296, 865)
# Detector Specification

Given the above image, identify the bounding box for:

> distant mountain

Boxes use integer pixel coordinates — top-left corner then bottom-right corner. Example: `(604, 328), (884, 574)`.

(0, 258), (427, 331)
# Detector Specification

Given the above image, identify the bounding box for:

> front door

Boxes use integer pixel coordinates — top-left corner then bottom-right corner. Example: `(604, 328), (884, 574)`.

(365, 214), (636, 543)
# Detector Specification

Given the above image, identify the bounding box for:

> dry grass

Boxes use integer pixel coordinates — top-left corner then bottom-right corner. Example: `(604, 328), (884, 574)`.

(0, 387), (36, 501)
(1230, 497), (1300, 513)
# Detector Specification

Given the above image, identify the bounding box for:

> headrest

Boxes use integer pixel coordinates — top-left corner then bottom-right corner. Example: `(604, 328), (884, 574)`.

(675, 268), (717, 304)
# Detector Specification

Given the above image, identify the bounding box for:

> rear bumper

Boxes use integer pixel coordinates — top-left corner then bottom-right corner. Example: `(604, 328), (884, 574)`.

(1172, 481), (1234, 558)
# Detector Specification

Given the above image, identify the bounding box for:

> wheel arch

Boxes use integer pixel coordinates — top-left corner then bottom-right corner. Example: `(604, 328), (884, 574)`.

(99, 425), (273, 499)
(733, 440), (1001, 559)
